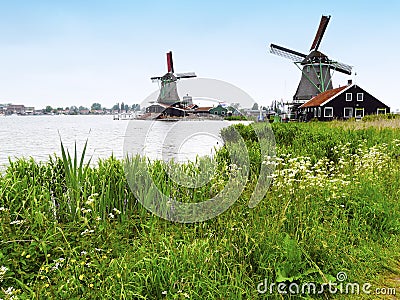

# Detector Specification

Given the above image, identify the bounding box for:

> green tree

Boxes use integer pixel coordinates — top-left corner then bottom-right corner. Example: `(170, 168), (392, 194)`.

(252, 103), (259, 110)
(45, 106), (53, 113)
(131, 104), (141, 111)
(91, 103), (102, 111)
(112, 103), (120, 112)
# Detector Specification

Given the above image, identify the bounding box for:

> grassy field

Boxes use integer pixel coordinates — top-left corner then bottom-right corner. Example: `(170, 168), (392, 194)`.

(1, 120), (400, 299)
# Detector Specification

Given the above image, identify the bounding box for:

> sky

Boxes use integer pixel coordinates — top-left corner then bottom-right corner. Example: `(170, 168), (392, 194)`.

(0, 0), (399, 111)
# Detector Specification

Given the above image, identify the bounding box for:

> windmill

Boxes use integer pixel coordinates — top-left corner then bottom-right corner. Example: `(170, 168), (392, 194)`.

(269, 15), (352, 110)
(151, 51), (196, 105)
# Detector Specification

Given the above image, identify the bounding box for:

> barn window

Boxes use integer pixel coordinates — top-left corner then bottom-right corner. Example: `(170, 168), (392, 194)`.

(344, 107), (353, 118)
(377, 108), (386, 115)
(318, 107), (321, 117)
(324, 107), (333, 117)
(355, 108), (364, 118)
(314, 107), (317, 117)
(357, 93), (364, 101)
(346, 93), (352, 101)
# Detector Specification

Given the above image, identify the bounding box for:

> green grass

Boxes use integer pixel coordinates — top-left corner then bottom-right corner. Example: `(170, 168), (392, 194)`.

(1, 121), (400, 299)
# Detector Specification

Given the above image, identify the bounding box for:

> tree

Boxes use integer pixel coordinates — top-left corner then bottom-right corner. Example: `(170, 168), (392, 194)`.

(69, 106), (78, 114)
(79, 106), (88, 111)
(91, 103), (102, 111)
(124, 104), (129, 111)
(45, 106), (53, 113)
(112, 103), (120, 112)
(121, 102), (125, 112)
(132, 104), (140, 111)
(252, 103), (259, 110)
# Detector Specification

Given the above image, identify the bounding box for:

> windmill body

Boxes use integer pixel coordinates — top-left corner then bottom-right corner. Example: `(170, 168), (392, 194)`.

(151, 51), (196, 105)
(270, 15), (352, 116)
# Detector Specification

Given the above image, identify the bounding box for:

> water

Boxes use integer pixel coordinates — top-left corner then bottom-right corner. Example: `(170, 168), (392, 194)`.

(0, 115), (243, 168)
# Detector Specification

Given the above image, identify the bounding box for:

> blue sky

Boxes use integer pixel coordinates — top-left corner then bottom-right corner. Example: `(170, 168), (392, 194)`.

(0, 0), (399, 110)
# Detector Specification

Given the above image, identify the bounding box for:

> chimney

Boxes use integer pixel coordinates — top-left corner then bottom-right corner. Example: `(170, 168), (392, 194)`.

(348, 79), (353, 85)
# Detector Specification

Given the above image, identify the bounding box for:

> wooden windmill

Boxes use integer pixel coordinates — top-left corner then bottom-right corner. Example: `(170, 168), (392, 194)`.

(270, 15), (352, 111)
(151, 51), (196, 105)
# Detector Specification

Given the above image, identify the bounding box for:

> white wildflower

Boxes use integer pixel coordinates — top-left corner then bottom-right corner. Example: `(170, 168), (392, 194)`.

(10, 220), (25, 225)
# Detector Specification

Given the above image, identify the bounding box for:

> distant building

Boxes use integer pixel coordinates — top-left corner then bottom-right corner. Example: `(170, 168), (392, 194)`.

(25, 107), (35, 115)
(299, 81), (390, 121)
(209, 105), (228, 116)
(6, 104), (25, 115)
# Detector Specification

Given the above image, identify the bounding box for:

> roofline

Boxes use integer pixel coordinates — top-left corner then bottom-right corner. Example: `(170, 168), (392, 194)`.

(319, 84), (353, 106)
(299, 84), (353, 108)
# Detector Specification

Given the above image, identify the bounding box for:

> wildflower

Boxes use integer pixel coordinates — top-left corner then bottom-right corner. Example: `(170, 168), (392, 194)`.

(81, 251), (87, 255)
(4, 287), (15, 295)
(79, 274), (84, 280)
(10, 220), (25, 225)
(80, 229), (94, 236)
(0, 266), (8, 282)
(162, 291), (167, 295)
(86, 193), (98, 206)
(108, 212), (115, 219)
(113, 208), (121, 215)
(95, 216), (101, 221)
(81, 208), (92, 214)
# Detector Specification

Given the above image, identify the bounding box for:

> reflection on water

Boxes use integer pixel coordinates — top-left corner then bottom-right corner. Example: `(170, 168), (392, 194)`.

(0, 115), (246, 168)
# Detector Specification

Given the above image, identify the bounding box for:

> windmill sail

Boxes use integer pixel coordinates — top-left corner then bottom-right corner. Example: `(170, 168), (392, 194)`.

(310, 15), (331, 51)
(167, 51), (174, 73)
(270, 44), (306, 62)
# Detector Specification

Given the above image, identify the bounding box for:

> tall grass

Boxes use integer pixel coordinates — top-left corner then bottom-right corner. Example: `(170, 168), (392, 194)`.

(0, 121), (399, 299)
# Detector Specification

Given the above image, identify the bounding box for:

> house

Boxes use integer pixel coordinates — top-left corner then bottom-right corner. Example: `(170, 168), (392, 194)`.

(6, 104), (25, 115)
(146, 102), (186, 118)
(193, 107), (213, 116)
(25, 107), (35, 115)
(299, 81), (390, 121)
(209, 105), (228, 116)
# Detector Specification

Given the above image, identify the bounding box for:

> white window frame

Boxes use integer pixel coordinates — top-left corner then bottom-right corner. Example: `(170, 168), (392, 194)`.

(313, 107), (317, 117)
(346, 93), (352, 101)
(377, 108), (386, 115)
(357, 93), (364, 101)
(344, 107), (353, 118)
(318, 107), (321, 117)
(324, 107), (333, 117)
(355, 108), (364, 118)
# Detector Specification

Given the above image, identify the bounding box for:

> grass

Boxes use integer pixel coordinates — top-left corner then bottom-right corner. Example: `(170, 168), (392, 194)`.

(0, 120), (400, 299)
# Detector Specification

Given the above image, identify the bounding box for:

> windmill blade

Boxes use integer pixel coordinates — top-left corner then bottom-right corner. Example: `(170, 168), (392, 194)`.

(175, 72), (197, 79)
(167, 51), (174, 73)
(310, 15), (331, 51)
(270, 44), (307, 62)
(332, 61), (352, 75)
(151, 76), (162, 81)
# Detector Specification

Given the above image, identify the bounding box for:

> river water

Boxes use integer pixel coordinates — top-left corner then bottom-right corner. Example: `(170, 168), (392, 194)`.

(0, 115), (244, 168)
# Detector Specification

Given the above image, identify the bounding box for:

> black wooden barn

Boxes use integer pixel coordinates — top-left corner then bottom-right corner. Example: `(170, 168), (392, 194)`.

(299, 82), (390, 121)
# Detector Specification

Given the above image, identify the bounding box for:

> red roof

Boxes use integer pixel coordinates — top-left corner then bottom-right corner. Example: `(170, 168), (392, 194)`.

(196, 107), (213, 112)
(300, 85), (349, 108)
